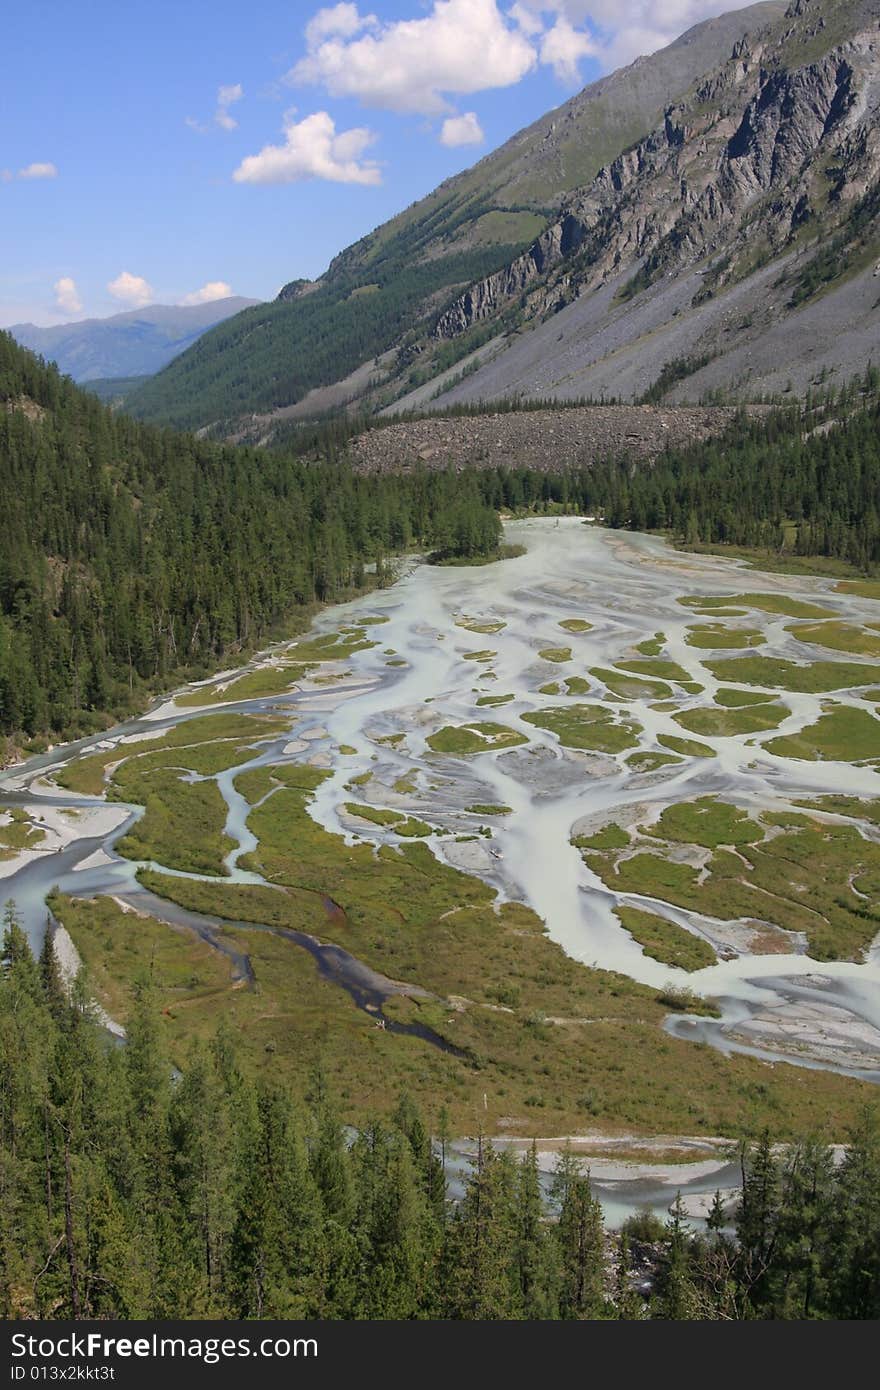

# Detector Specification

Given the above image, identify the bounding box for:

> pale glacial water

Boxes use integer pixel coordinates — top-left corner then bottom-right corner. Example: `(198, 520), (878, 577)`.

(3, 518), (880, 1223)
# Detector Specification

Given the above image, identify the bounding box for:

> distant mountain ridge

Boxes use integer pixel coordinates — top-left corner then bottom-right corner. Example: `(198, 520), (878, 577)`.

(9, 298), (261, 383)
(126, 1), (880, 436)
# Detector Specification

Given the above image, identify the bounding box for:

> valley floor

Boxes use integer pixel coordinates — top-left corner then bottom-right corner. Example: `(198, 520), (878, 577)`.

(3, 518), (880, 1217)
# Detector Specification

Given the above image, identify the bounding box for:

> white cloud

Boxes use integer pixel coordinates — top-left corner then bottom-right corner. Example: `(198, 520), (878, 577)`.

(18, 162), (58, 180)
(440, 111), (485, 147)
(510, 1), (544, 38)
(305, 3), (378, 46)
(107, 271), (154, 308)
(186, 82), (244, 134)
(540, 16), (597, 81)
(180, 281), (234, 306)
(53, 277), (83, 316)
(292, 0), (536, 115)
(1, 170), (12, 183)
(233, 110), (381, 185)
(515, 2), (759, 70)
(216, 82), (243, 130)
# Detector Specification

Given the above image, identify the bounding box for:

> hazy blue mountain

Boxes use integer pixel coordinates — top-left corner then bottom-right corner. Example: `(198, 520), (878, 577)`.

(9, 297), (261, 382)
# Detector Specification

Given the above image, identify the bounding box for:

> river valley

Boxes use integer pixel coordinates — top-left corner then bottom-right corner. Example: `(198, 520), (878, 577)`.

(3, 518), (880, 1223)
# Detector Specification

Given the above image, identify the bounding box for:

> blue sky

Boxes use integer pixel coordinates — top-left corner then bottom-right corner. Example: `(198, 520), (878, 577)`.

(1, 1), (751, 326)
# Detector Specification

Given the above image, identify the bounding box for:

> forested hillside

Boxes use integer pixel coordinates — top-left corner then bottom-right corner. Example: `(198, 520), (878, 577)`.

(4, 329), (880, 746)
(0, 334), (500, 743)
(1, 911), (877, 1320)
(126, 243), (527, 432)
(580, 375), (880, 569)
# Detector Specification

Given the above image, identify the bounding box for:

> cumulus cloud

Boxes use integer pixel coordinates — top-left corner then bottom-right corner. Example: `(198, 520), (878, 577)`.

(54, 277), (83, 316)
(510, 1), (544, 37)
(215, 82), (243, 130)
(180, 281), (234, 306)
(540, 16), (597, 81)
(18, 162), (58, 180)
(515, 2), (758, 69)
(107, 271), (154, 308)
(233, 110), (381, 185)
(440, 111), (485, 147)
(291, 0), (536, 115)
(304, 2), (377, 46)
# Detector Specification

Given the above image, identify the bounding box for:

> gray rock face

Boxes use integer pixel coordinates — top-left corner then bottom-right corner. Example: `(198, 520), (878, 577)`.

(435, 8), (880, 350)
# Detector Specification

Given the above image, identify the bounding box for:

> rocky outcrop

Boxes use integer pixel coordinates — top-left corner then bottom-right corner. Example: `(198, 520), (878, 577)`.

(434, 3), (880, 343)
(276, 278), (319, 303)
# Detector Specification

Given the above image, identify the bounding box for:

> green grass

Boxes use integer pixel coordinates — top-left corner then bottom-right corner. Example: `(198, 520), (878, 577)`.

(51, 892), (240, 1028)
(476, 693), (514, 707)
(587, 813), (880, 963)
(705, 656), (880, 693)
(685, 624), (766, 650)
(788, 621), (880, 657)
(684, 607), (750, 617)
(794, 795), (880, 825)
(590, 668), (673, 700)
(127, 774), (877, 1137)
(465, 804), (513, 816)
(345, 804), (403, 828)
(765, 705), (880, 761)
(616, 906), (716, 973)
(559, 619), (593, 633)
(572, 823), (630, 852)
(657, 735), (715, 759)
(563, 677), (592, 695)
(674, 702), (789, 737)
(290, 631), (377, 662)
(176, 662), (311, 707)
(615, 659), (694, 684)
(836, 579), (880, 601)
(112, 765), (236, 876)
(522, 704), (640, 754)
(715, 687), (776, 707)
(625, 751), (684, 772)
(426, 722), (528, 755)
(636, 634), (666, 657)
(0, 808), (47, 851)
(345, 804), (433, 838)
(455, 616), (507, 634)
(539, 647), (572, 663)
(645, 798), (764, 849)
(54, 712), (285, 795)
(678, 593), (834, 619)
(462, 649), (497, 662)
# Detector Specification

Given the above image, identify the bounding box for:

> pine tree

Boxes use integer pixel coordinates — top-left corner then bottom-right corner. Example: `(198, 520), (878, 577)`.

(828, 1108), (880, 1319)
(653, 1194), (701, 1320)
(551, 1151), (607, 1319)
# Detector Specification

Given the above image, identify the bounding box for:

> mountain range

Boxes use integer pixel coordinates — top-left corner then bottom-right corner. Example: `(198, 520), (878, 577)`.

(8, 297), (260, 385)
(117, 0), (880, 438)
